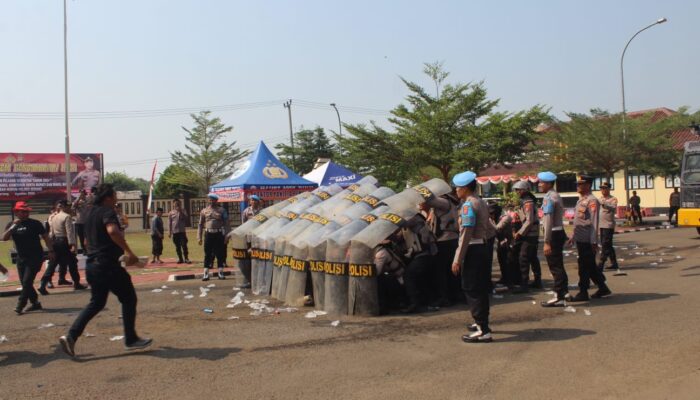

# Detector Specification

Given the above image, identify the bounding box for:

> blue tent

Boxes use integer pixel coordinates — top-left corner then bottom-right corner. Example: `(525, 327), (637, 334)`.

(302, 161), (363, 187)
(210, 141), (317, 202)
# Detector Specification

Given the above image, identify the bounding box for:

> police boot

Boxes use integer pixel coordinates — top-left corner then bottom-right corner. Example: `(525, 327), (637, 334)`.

(570, 290), (589, 302)
(511, 285), (529, 294)
(25, 302), (43, 312)
(202, 268), (210, 281)
(14, 299), (28, 315)
(217, 268), (226, 280)
(38, 280), (50, 296)
(591, 284), (612, 299)
(529, 277), (543, 289)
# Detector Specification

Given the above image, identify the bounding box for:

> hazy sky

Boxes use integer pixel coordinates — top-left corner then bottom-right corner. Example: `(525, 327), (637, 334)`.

(1, 0), (697, 179)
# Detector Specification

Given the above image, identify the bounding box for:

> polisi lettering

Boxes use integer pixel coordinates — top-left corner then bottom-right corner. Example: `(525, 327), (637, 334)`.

(232, 248), (248, 260)
(323, 261), (347, 276)
(349, 263), (376, 278)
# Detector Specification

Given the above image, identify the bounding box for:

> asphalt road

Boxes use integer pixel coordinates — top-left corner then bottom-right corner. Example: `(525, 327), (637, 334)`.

(1, 228), (699, 400)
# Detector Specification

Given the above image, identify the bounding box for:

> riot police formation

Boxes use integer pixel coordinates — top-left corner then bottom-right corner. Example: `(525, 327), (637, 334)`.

(198, 193), (229, 281)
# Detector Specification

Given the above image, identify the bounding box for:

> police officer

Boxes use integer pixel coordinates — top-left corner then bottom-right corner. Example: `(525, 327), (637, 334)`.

(242, 194), (262, 223)
(598, 182), (619, 271)
(570, 175), (612, 301)
(451, 171), (492, 343)
(40, 200), (86, 294)
(168, 198), (191, 264)
(71, 156), (101, 192)
(537, 172), (569, 307)
(512, 180), (542, 292)
(198, 193), (228, 281)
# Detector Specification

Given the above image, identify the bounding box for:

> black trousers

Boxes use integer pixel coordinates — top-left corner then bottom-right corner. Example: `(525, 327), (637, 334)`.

(486, 237), (495, 289)
(631, 205), (643, 223)
(172, 232), (189, 261)
(75, 223), (86, 251)
(17, 256), (42, 306)
(68, 262), (138, 344)
(506, 241), (522, 286)
(576, 242), (607, 291)
(598, 228), (618, 270)
(41, 237), (80, 286)
(378, 273), (405, 315)
(433, 239), (458, 302)
(669, 206), (679, 224)
(404, 255), (432, 307)
(518, 236), (541, 284)
(204, 232), (225, 269)
(459, 243), (490, 329)
(151, 235), (163, 256)
(545, 230), (568, 297)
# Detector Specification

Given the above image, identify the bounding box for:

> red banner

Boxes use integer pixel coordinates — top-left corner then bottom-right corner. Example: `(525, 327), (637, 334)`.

(0, 153), (104, 201)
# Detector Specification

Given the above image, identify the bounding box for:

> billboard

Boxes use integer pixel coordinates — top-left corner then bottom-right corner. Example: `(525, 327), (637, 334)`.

(0, 153), (104, 201)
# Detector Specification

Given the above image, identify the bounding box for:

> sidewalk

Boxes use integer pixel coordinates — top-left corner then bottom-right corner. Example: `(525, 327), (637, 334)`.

(0, 257), (238, 297)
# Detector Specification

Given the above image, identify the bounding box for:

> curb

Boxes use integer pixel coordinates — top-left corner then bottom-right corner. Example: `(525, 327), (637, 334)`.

(167, 270), (235, 282)
(0, 289), (20, 298)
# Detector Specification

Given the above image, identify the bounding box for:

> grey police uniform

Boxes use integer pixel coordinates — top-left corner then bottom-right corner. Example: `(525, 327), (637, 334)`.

(598, 195), (618, 270)
(517, 192), (542, 287)
(541, 189), (569, 297)
(573, 194), (608, 293)
(198, 205), (228, 271)
(41, 210), (81, 288)
(453, 194), (491, 332)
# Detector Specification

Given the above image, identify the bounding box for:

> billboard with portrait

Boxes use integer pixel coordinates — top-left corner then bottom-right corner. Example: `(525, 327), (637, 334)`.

(0, 153), (103, 201)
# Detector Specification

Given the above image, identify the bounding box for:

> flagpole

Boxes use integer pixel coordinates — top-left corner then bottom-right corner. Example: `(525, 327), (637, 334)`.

(146, 160), (158, 215)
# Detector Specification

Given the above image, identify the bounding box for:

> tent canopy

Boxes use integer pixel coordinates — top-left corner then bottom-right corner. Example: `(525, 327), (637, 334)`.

(303, 161), (362, 187)
(210, 141), (317, 202)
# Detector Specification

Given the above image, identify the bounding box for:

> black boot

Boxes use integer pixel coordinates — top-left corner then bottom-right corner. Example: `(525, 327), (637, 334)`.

(591, 285), (612, 299)
(14, 300), (28, 315)
(529, 278), (543, 289)
(25, 302), (43, 312)
(570, 290), (589, 302)
(39, 281), (50, 296)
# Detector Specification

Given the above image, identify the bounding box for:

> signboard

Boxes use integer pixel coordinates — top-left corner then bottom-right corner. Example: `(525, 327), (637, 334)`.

(0, 153), (104, 201)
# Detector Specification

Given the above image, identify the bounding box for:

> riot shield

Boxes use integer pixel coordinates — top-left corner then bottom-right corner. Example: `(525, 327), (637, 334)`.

(347, 208), (420, 316)
(381, 178), (452, 210)
(322, 206), (392, 315)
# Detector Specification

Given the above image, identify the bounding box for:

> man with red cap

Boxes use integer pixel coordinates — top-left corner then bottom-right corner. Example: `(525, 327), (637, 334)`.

(2, 201), (55, 315)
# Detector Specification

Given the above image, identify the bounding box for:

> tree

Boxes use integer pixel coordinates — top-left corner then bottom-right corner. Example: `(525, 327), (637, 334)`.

(336, 62), (549, 186)
(104, 171), (149, 192)
(540, 108), (694, 180)
(170, 111), (250, 195)
(275, 126), (337, 174)
(154, 164), (199, 198)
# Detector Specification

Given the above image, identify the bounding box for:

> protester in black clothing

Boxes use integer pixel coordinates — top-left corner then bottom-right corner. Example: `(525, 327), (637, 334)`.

(2, 201), (55, 315)
(59, 184), (152, 358)
(151, 208), (164, 264)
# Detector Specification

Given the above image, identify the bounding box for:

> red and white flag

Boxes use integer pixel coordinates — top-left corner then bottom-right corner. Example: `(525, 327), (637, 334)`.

(146, 160), (158, 215)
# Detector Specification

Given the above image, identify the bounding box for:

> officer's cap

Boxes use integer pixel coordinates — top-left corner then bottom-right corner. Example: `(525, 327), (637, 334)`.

(249, 195), (261, 201)
(207, 193), (219, 200)
(512, 180), (530, 191)
(83, 156), (93, 162)
(452, 171), (477, 187)
(599, 181), (611, 189)
(576, 174), (594, 185)
(537, 171), (557, 182)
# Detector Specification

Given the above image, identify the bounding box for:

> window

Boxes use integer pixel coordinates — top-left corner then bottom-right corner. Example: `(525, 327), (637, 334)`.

(556, 173), (577, 193)
(665, 174), (681, 188)
(627, 174), (654, 190)
(592, 176), (614, 190)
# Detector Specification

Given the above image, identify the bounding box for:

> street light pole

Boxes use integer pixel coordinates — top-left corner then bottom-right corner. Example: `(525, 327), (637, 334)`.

(283, 99), (296, 168)
(620, 17), (667, 207)
(63, 0), (71, 202)
(330, 103), (342, 135)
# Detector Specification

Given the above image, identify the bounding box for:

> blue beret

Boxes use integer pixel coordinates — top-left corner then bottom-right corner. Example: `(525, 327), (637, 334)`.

(250, 195), (261, 201)
(537, 171), (557, 182)
(207, 193), (219, 200)
(452, 171), (477, 187)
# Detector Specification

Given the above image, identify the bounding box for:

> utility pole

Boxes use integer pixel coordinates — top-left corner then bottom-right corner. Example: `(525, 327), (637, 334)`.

(63, 0), (71, 202)
(283, 99), (296, 169)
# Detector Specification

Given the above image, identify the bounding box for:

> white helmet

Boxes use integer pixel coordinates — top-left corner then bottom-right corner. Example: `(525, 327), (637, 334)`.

(512, 181), (530, 191)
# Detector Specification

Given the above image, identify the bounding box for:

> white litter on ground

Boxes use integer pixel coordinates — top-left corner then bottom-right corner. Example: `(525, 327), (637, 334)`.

(206, 284), (216, 288)
(84, 333), (96, 337)
(331, 320), (340, 327)
(0, 335), (8, 343)
(531, 301), (537, 305)
(171, 290), (180, 295)
(584, 309), (591, 316)
(37, 323), (55, 329)
(227, 316), (240, 320)
(161, 285), (168, 289)
(184, 294), (194, 299)
(151, 289), (163, 293)
(650, 262), (659, 267)
(109, 335), (124, 341)
(563, 306), (577, 313)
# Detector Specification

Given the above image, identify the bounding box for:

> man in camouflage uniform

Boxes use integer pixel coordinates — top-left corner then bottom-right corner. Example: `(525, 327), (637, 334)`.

(198, 194), (228, 281)
(570, 175), (612, 302)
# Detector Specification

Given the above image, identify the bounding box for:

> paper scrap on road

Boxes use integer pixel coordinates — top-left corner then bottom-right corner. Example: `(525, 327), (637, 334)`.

(305, 311), (318, 319)
(203, 308), (213, 314)
(184, 294), (194, 299)
(331, 320), (340, 327)
(84, 333), (96, 337)
(584, 309), (591, 316)
(206, 284), (216, 288)
(161, 285), (168, 289)
(564, 306), (576, 313)
(109, 335), (124, 341)
(171, 290), (180, 295)
(151, 289), (163, 293)
(0, 335), (8, 343)
(227, 316), (240, 320)
(37, 323), (55, 329)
